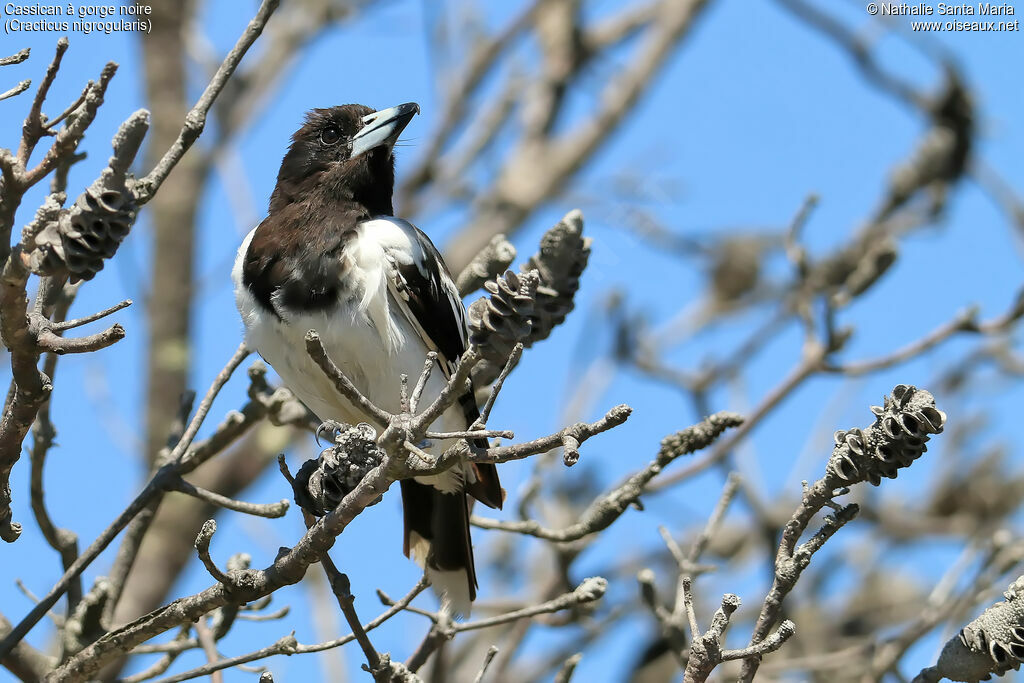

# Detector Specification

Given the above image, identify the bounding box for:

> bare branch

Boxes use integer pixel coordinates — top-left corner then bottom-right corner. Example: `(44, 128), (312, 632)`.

(398, 0), (546, 209)
(472, 646), (500, 683)
(132, 0), (282, 204)
(773, 0), (928, 109)
(738, 385), (946, 681)
(146, 635), (299, 683)
(0, 342), (251, 660)
(17, 37), (69, 166)
(408, 351), (437, 415)
(648, 345), (828, 492)
(455, 234), (517, 297)
(193, 521), (233, 589)
(169, 479), (289, 519)
(408, 578), (607, 672)
(474, 343), (523, 428)
(0, 611), (55, 682)
(236, 606), (290, 622)
(456, 403), (631, 467)
(684, 473), (741, 568)
(824, 288), (1024, 375)
(460, 578), (606, 634)
(425, 428), (514, 441)
(192, 620), (223, 683)
(142, 579), (430, 683)
(172, 343), (250, 467)
(35, 324), (125, 355)
(554, 653), (583, 683)
(21, 61), (117, 189)
(0, 80), (31, 103)
(0, 1), (267, 545)
(442, 0), (714, 273)
(51, 298), (132, 331)
(473, 412), (740, 542)
(0, 48), (30, 67)
(724, 621), (798, 662)
(304, 330), (392, 428)
(117, 626), (192, 683)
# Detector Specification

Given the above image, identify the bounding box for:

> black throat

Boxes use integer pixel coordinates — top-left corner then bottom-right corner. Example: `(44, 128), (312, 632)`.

(243, 150), (397, 318)
(269, 147), (396, 217)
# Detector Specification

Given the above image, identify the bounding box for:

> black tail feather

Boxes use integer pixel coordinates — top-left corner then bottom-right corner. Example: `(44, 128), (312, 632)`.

(401, 480), (477, 601)
(466, 461), (504, 510)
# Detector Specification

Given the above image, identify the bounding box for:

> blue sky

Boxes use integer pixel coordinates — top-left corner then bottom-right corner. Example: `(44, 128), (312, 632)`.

(1, 0), (1022, 680)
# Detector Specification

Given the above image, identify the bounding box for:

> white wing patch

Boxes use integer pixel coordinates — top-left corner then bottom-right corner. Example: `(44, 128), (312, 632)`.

(348, 225), (406, 351)
(360, 217), (467, 376)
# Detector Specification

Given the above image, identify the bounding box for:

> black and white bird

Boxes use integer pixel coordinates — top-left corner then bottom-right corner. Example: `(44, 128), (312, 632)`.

(232, 102), (503, 615)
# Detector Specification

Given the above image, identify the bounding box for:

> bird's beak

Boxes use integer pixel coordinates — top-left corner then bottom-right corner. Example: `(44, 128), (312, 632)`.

(350, 102), (420, 158)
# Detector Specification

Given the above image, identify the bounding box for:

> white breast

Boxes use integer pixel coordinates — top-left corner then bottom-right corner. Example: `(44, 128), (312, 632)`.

(231, 220), (472, 479)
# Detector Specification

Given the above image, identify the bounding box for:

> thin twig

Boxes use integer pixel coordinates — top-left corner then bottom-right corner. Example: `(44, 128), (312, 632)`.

(169, 478), (289, 518)
(0, 80), (31, 102)
(474, 343), (523, 428)
(118, 626), (192, 683)
(0, 343), (252, 660)
(194, 521), (233, 589)
(133, 0), (282, 204)
(455, 404), (631, 467)
(143, 579), (430, 683)
(304, 331), (392, 428)
(472, 645), (500, 683)
(425, 429), (514, 440)
(648, 345), (827, 492)
(554, 653), (582, 683)
(409, 351), (437, 414)
(0, 48), (30, 67)
(17, 37), (69, 166)
(193, 619), (224, 683)
(454, 578), (606, 633)
(35, 325), (126, 355)
(823, 290), (1024, 375)
(473, 412), (740, 542)
(51, 298), (132, 331)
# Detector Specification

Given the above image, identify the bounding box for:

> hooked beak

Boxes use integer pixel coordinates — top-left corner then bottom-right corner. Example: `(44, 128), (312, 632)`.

(350, 102), (419, 158)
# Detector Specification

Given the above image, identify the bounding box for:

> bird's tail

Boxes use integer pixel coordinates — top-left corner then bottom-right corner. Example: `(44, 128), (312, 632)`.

(400, 480), (476, 616)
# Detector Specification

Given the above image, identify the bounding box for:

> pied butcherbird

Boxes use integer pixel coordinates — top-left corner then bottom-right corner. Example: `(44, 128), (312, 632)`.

(232, 102), (503, 615)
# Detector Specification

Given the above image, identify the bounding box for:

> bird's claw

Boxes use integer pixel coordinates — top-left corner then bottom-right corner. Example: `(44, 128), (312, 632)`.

(315, 420), (344, 446)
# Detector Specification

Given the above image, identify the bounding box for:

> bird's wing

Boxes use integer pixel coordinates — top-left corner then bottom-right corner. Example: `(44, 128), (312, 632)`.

(367, 218), (468, 376)
(366, 217), (504, 509)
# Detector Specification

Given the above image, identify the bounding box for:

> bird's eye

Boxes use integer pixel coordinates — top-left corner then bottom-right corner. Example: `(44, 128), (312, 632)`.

(320, 126), (342, 146)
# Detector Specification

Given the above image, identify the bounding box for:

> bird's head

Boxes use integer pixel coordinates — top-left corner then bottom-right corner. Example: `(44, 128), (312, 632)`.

(271, 102), (419, 215)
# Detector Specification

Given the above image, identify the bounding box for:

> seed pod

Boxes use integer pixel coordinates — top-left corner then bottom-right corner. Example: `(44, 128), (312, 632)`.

(922, 575), (1024, 682)
(521, 209), (591, 345)
(25, 110), (149, 282)
(470, 210), (592, 386)
(826, 384), (945, 487)
(467, 269), (539, 370)
(292, 423), (384, 516)
(28, 184), (137, 282)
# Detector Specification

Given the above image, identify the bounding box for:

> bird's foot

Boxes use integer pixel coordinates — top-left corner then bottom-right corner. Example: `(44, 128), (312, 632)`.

(315, 420), (345, 446)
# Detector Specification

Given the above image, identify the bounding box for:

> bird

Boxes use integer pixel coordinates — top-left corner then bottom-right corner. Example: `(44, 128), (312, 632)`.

(232, 102), (503, 615)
